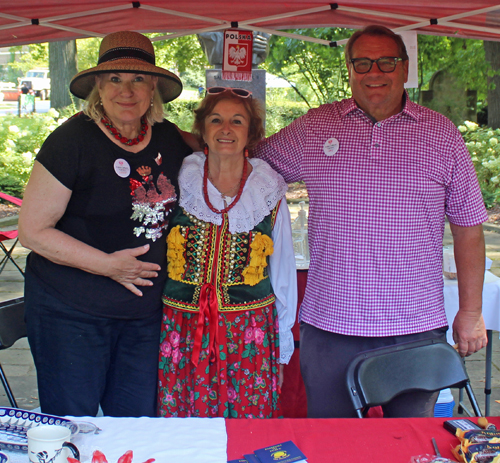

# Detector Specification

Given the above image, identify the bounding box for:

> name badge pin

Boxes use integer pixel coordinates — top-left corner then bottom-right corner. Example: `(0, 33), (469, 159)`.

(323, 137), (339, 156)
(114, 158), (131, 178)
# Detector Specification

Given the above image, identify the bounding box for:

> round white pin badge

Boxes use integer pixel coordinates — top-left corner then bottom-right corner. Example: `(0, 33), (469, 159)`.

(323, 137), (339, 156)
(114, 158), (131, 178)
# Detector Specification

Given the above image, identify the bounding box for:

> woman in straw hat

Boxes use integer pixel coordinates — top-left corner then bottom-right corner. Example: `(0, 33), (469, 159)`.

(19, 31), (192, 417)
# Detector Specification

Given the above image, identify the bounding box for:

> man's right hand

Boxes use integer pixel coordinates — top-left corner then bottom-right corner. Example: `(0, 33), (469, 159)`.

(452, 310), (487, 357)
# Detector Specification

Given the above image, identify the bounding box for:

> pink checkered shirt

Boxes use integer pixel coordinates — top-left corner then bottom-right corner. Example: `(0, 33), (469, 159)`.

(254, 96), (487, 337)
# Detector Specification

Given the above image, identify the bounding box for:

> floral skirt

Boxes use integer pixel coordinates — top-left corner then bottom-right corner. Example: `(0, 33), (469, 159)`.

(158, 303), (281, 418)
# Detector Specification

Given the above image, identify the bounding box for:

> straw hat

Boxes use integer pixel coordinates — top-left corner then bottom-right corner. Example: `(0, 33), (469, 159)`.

(70, 31), (182, 103)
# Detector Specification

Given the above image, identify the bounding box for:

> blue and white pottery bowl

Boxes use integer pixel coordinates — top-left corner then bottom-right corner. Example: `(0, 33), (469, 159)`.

(0, 451), (9, 463)
(0, 408), (78, 453)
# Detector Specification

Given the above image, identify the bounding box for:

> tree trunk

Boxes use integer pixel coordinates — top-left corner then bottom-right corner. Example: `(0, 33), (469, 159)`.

(49, 40), (78, 110)
(484, 40), (500, 129)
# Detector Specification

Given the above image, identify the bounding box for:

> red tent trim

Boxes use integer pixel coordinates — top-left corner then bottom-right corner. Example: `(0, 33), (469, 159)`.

(0, 2), (500, 47)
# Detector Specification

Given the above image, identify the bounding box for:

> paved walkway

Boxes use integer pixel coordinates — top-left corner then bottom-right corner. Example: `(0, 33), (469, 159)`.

(1, 212), (500, 416)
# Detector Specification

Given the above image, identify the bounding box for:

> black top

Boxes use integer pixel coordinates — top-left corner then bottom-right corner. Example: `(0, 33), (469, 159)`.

(28, 112), (192, 318)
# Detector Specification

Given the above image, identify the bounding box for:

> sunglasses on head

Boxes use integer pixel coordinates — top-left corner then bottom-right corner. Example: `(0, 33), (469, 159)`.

(206, 87), (252, 98)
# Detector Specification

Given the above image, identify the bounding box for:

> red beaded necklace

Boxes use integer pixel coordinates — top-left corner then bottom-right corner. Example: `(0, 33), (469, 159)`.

(101, 115), (148, 146)
(203, 156), (248, 215)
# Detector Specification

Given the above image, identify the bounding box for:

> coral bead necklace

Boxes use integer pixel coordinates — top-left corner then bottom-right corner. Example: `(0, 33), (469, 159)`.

(203, 156), (248, 214)
(101, 115), (148, 146)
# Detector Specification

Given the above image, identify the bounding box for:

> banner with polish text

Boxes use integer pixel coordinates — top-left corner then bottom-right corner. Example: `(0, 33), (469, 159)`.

(223, 29), (253, 82)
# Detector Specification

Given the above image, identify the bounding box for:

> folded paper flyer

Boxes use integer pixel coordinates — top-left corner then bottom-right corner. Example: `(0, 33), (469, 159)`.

(229, 440), (307, 463)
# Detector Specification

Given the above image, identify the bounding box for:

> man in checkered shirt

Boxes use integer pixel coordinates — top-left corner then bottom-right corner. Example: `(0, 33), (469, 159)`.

(254, 25), (488, 418)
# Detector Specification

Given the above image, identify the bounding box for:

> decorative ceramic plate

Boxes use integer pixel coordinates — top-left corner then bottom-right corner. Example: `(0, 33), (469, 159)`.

(0, 408), (78, 453)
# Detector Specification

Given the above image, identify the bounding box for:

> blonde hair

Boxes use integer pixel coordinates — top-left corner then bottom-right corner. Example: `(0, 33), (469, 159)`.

(83, 76), (164, 126)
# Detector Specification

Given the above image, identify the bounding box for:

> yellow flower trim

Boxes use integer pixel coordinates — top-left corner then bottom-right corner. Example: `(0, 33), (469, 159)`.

(166, 226), (186, 281)
(242, 233), (274, 286)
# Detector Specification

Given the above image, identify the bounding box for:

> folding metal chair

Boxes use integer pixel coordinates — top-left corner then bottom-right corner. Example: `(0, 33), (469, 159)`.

(346, 338), (482, 418)
(0, 229), (24, 276)
(0, 297), (27, 407)
(0, 191), (24, 277)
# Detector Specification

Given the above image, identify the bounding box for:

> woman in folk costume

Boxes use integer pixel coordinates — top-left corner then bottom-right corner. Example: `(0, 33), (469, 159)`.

(158, 87), (297, 418)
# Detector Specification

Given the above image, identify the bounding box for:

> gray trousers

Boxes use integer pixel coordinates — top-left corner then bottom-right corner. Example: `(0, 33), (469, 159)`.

(299, 322), (448, 418)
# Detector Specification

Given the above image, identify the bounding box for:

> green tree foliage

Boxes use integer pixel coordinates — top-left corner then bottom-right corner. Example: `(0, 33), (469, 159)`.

(262, 31), (489, 110)
(9, 43), (48, 74)
(263, 28), (351, 107)
(150, 34), (208, 75)
(150, 35), (208, 91)
(417, 35), (488, 101)
(0, 49), (24, 84)
(76, 37), (101, 71)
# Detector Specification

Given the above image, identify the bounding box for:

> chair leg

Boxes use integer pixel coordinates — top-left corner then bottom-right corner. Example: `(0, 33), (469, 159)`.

(0, 240), (25, 277)
(465, 384), (483, 417)
(0, 363), (18, 408)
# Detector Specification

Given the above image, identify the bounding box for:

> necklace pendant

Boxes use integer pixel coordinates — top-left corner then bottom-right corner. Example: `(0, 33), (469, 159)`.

(222, 194), (231, 208)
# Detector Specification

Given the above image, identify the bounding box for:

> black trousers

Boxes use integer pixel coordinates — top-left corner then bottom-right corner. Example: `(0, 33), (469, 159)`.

(300, 322), (448, 418)
(25, 267), (162, 417)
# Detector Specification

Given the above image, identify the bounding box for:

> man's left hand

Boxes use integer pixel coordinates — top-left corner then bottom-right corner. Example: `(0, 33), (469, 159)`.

(452, 310), (487, 357)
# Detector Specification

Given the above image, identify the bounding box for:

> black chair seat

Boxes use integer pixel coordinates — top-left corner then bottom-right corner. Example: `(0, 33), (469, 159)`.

(346, 338), (482, 418)
(0, 297), (27, 407)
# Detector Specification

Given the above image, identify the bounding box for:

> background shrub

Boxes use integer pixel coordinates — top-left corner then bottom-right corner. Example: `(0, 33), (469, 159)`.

(0, 109), (65, 200)
(265, 101), (308, 137)
(165, 99), (199, 132)
(459, 121), (500, 209)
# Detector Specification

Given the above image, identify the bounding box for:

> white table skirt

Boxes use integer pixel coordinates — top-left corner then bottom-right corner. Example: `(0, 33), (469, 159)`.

(74, 417), (227, 463)
(8, 417), (227, 463)
(444, 270), (500, 344)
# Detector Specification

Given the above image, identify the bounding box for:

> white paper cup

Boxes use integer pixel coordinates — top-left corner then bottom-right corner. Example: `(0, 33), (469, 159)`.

(27, 424), (80, 463)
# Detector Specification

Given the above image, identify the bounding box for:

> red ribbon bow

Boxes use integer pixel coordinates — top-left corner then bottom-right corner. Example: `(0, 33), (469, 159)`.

(191, 283), (220, 368)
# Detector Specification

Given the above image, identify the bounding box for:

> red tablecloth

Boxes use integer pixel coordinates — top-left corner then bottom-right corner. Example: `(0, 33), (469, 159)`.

(227, 416), (500, 462)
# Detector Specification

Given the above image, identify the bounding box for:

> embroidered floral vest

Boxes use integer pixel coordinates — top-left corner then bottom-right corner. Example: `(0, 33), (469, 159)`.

(162, 203), (280, 313)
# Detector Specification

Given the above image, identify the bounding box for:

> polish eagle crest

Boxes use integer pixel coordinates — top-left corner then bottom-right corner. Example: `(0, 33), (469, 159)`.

(228, 45), (248, 66)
